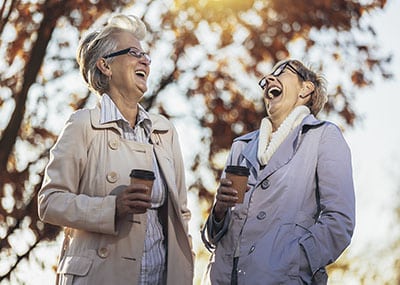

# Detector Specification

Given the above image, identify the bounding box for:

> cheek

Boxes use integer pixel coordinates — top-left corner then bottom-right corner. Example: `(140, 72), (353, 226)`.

(282, 89), (298, 104)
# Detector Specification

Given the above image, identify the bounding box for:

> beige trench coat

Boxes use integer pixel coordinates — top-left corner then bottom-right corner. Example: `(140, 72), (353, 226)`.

(38, 105), (193, 285)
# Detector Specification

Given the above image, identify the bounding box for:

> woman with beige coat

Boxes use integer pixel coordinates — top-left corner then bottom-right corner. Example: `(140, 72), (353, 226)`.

(38, 14), (193, 285)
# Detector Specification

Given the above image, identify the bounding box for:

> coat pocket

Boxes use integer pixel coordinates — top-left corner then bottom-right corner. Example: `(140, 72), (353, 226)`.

(57, 255), (93, 284)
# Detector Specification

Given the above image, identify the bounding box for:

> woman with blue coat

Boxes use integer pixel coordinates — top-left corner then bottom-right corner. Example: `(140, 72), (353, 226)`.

(202, 59), (355, 285)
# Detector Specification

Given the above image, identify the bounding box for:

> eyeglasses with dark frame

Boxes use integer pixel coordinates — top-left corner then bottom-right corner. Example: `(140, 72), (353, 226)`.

(103, 47), (151, 64)
(258, 62), (305, 90)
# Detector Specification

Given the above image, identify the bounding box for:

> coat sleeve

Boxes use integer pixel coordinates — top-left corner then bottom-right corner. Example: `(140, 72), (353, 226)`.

(201, 141), (244, 250)
(299, 123), (355, 275)
(201, 207), (232, 251)
(37, 110), (117, 235)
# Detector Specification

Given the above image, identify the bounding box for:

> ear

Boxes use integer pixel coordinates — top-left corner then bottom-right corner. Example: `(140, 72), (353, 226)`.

(96, 58), (112, 77)
(298, 81), (315, 102)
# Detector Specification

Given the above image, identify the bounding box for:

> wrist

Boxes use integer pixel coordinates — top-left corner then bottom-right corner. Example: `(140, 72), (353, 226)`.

(213, 203), (227, 222)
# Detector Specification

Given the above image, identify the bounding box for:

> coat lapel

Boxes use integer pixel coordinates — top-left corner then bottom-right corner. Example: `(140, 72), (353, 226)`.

(238, 127), (300, 180)
(238, 115), (325, 184)
(258, 125), (301, 179)
(152, 143), (176, 192)
(90, 105), (180, 208)
(238, 131), (259, 170)
(148, 115), (183, 219)
(258, 115), (325, 181)
(89, 105), (123, 135)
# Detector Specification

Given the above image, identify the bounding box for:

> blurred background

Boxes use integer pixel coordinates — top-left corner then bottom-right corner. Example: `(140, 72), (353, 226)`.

(0, 0), (399, 284)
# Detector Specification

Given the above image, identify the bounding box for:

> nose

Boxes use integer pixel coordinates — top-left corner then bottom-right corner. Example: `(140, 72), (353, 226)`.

(139, 59), (150, 67)
(265, 74), (278, 83)
(261, 75), (277, 90)
(139, 54), (151, 66)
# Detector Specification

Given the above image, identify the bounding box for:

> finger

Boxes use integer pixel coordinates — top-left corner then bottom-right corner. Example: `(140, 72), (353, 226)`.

(215, 200), (236, 210)
(126, 200), (152, 211)
(220, 178), (232, 186)
(125, 193), (152, 203)
(218, 185), (238, 196)
(125, 184), (150, 193)
(216, 191), (238, 204)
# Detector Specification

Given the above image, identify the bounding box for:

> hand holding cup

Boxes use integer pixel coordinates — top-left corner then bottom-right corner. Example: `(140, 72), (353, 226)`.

(214, 166), (250, 221)
(115, 169), (155, 219)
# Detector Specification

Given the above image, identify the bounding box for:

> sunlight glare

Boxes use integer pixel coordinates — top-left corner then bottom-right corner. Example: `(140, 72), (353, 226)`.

(173, 0), (254, 11)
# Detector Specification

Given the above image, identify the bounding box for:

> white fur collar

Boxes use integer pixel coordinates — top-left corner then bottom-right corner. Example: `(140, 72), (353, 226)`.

(257, 105), (310, 165)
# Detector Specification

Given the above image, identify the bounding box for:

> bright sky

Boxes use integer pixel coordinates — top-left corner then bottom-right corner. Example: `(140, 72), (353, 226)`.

(345, 0), (399, 252)
(331, 0), (400, 283)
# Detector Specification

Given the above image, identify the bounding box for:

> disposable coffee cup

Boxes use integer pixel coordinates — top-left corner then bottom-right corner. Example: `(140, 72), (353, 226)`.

(225, 165), (250, 204)
(129, 169), (155, 195)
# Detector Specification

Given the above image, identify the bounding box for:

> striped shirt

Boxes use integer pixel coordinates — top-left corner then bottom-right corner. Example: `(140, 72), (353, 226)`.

(100, 94), (166, 284)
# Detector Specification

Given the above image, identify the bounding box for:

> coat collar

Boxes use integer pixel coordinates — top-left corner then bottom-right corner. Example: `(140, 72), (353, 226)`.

(89, 103), (170, 135)
(236, 114), (325, 179)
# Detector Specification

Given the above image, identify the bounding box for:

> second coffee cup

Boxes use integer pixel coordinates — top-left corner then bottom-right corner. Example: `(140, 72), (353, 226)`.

(130, 169), (155, 196)
(225, 165), (250, 204)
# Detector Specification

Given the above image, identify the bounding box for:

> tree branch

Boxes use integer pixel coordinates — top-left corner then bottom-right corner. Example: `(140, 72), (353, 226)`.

(0, 0), (19, 35)
(0, 2), (67, 173)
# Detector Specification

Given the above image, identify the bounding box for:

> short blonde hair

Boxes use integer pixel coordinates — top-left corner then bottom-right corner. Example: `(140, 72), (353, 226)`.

(76, 14), (147, 95)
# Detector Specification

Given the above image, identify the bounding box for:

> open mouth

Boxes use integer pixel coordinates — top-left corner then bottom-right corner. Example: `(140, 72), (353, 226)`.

(135, 70), (146, 78)
(267, 86), (282, 99)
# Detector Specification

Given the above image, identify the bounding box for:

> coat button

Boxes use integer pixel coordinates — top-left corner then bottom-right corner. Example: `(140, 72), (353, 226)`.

(261, 179), (270, 190)
(237, 269), (246, 275)
(106, 171), (119, 183)
(108, 138), (119, 150)
(249, 245), (255, 254)
(256, 211), (266, 220)
(97, 247), (109, 258)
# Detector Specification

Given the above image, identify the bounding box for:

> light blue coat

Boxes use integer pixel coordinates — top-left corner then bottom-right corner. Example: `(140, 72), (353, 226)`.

(202, 115), (355, 285)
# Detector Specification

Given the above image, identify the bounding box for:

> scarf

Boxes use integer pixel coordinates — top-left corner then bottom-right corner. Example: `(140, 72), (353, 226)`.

(257, 105), (310, 166)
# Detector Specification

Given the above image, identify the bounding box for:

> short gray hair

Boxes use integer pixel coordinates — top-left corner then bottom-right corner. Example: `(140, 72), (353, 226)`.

(76, 14), (147, 95)
(287, 59), (328, 116)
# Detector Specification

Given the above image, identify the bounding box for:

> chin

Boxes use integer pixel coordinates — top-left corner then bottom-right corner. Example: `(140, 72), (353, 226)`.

(137, 87), (147, 96)
(140, 85), (148, 94)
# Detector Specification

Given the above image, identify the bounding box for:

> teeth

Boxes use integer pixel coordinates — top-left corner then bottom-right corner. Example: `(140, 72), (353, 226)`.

(135, 70), (146, 77)
(267, 87), (282, 99)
